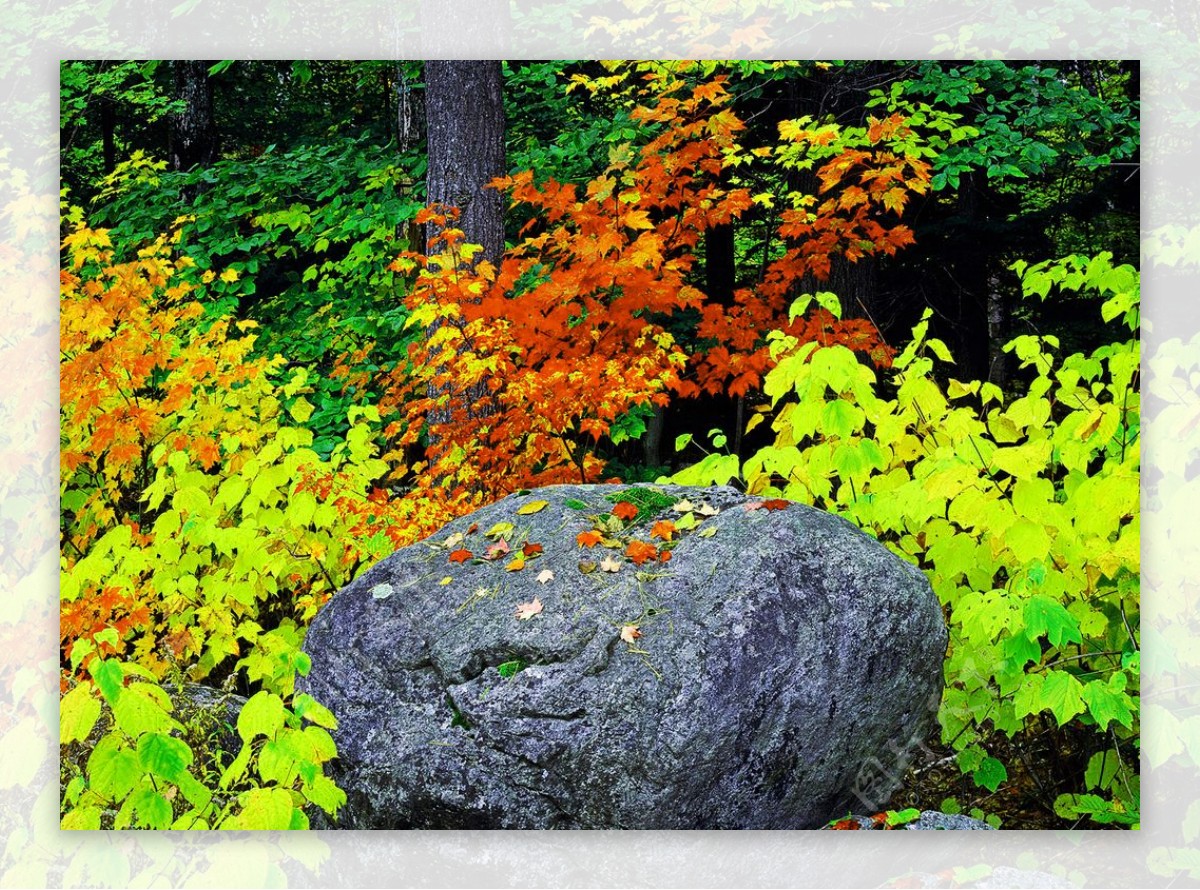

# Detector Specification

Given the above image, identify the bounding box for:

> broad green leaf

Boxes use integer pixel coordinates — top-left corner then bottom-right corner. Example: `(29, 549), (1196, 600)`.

(228, 787), (297, 830)
(1081, 678), (1135, 731)
(257, 739), (298, 786)
(991, 441), (1052, 480)
(219, 744), (252, 790)
(1023, 595), (1082, 647)
(90, 659), (124, 706)
(1084, 750), (1121, 791)
(973, 756), (1007, 793)
(292, 693), (338, 729)
(137, 732), (193, 784)
(127, 786), (173, 829)
(61, 806), (102, 830)
(1040, 670), (1086, 725)
(302, 774), (347, 814)
(61, 682), (101, 744)
(87, 736), (141, 802)
(821, 399), (864, 439)
(238, 691), (285, 743)
(1005, 518), (1052, 564)
(111, 685), (179, 738)
(302, 725), (338, 761)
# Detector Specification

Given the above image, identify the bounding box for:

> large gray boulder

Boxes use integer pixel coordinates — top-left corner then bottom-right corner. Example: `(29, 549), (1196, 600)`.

(299, 483), (946, 828)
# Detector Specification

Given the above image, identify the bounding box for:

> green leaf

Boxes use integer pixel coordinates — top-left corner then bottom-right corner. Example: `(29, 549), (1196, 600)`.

(302, 774), (346, 815)
(289, 396), (315, 423)
(497, 659), (527, 679)
(674, 433), (693, 452)
(238, 691), (285, 743)
(1040, 670), (1087, 725)
(219, 744), (252, 790)
(821, 399), (864, 439)
(1084, 750), (1121, 792)
(886, 807), (921, 826)
(60, 682), (101, 744)
(257, 739), (298, 785)
(1023, 595), (1082, 647)
(87, 736), (141, 802)
(111, 685), (179, 738)
(973, 756), (1007, 793)
(61, 806), (102, 830)
(1004, 518), (1052, 564)
(127, 786), (174, 829)
(228, 787), (297, 830)
(137, 732), (193, 785)
(1081, 677), (1135, 731)
(293, 693), (338, 729)
(90, 658), (124, 706)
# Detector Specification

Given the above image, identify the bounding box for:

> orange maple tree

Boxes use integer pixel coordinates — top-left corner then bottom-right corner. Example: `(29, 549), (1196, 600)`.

(384, 69), (929, 510)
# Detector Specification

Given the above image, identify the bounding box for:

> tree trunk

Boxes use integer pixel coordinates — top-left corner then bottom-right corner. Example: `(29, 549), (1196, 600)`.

(423, 60), (505, 264)
(422, 60), (506, 436)
(169, 61), (217, 174)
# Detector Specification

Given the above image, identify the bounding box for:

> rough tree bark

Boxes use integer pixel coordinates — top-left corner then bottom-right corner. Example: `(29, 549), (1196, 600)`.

(423, 60), (505, 265)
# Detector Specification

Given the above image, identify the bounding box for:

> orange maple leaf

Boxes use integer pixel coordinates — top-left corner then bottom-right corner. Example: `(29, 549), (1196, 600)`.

(522, 542), (544, 557)
(448, 549), (473, 564)
(626, 540), (658, 565)
(611, 502), (639, 522)
(577, 530), (604, 548)
(650, 520), (676, 541)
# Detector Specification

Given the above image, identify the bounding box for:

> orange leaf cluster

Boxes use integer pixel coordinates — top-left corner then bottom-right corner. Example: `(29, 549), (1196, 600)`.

(382, 70), (925, 510)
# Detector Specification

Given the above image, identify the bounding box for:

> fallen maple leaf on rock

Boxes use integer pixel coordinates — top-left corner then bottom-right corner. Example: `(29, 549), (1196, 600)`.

(744, 499), (791, 512)
(599, 554), (622, 573)
(522, 542), (544, 557)
(620, 624), (642, 643)
(485, 539), (511, 560)
(611, 501), (639, 521)
(650, 520), (676, 541)
(626, 540), (658, 565)
(577, 530), (603, 548)
(515, 597), (543, 620)
(448, 549), (473, 564)
(536, 569), (555, 584)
